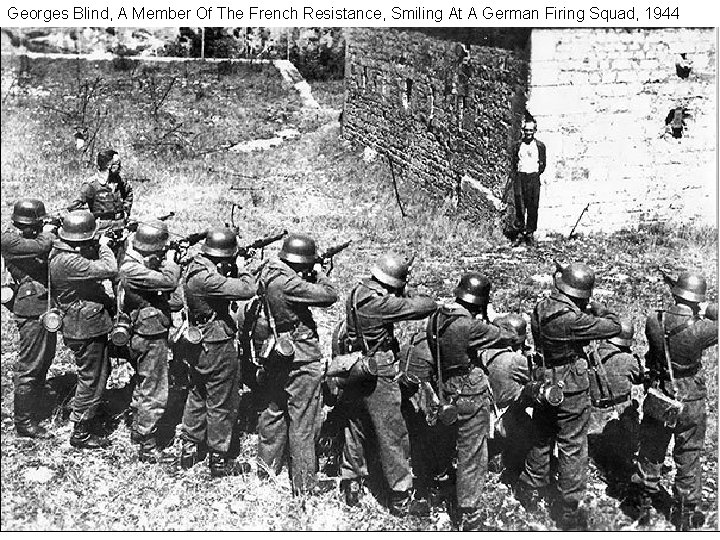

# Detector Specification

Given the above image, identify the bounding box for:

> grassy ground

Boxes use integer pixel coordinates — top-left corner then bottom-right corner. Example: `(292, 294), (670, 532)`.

(0, 55), (717, 531)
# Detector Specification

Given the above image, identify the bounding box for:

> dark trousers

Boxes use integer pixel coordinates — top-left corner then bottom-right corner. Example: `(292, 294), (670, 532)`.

(520, 390), (590, 505)
(257, 360), (323, 493)
(513, 172), (541, 235)
(14, 316), (57, 388)
(130, 334), (169, 437)
(635, 397), (707, 504)
(181, 339), (239, 454)
(64, 335), (111, 423)
(341, 375), (413, 492)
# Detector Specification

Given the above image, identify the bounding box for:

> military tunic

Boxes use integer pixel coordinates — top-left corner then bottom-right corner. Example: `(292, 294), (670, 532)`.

(635, 304), (718, 506)
(340, 279), (436, 493)
(50, 240), (117, 423)
(255, 258), (338, 493)
(181, 255), (256, 454)
(120, 249), (181, 438)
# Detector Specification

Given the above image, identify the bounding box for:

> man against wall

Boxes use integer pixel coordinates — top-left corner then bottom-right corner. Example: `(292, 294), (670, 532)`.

(510, 118), (546, 247)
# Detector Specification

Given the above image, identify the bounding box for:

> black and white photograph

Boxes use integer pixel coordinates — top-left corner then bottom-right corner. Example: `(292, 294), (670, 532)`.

(0, 11), (717, 532)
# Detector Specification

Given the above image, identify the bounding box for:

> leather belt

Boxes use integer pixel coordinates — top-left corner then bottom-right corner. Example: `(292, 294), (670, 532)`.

(593, 393), (631, 408)
(96, 211), (125, 220)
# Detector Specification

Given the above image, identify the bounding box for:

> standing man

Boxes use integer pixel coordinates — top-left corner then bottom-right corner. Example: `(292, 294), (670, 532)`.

(632, 273), (718, 531)
(340, 254), (437, 516)
(119, 221), (181, 462)
(179, 228), (256, 477)
(516, 263), (621, 530)
(427, 274), (516, 530)
(1, 199), (57, 438)
(255, 234), (338, 494)
(50, 211), (118, 449)
(511, 117), (546, 247)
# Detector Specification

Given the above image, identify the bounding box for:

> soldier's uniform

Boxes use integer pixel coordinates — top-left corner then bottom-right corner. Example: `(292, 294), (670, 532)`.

(428, 303), (516, 521)
(50, 240), (118, 426)
(1, 228), (57, 434)
(120, 248), (181, 448)
(518, 290), (620, 521)
(634, 303), (718, 522)
(587, 340), (643, 472)
(340, 278), (436, 505)
(181, 254), (256, 458)
(256, 258), (338, 493)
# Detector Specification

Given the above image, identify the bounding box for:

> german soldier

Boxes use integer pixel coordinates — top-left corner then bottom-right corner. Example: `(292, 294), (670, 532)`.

(340, 254), (436, 516)
(50, 210), (118, 449)
(426, 274), (516, 530)
(179, 228), (256, 477)
(255, 234), (338, 494)
(632, 273), (718, 530)
(119, 221), (181, 462)
(1, 199), (58, 438)
(516, 262), (621, 530)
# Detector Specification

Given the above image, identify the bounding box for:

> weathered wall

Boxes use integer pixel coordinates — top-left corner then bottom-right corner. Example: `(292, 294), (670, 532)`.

(527, 28), (716, 233)
(342, 28), (528, 220)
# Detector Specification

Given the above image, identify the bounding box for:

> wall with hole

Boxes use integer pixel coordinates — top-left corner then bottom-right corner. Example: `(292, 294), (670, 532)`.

(527, 28), (716, 233)
(342, 28), (528, 222)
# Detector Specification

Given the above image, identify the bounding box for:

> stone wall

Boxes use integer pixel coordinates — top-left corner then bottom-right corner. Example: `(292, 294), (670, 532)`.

(342, 28), (528, 220)
(527, 28), (716, 234)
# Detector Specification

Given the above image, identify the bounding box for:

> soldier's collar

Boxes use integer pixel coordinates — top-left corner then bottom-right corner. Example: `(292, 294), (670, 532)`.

(668, 304), (695, 317)
(364, 278), (387, 296)
(550, 290), (581, 311)
(442, 301), (471, 317)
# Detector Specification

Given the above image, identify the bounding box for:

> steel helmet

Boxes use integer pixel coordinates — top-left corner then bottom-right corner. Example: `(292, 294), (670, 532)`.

(12, 199), (46, 226)
(556, 262), (595, 299)
(672, 272), (707, 303)
(455, 273), (491, 306)
(202, 228), (238, 258)
(371, 254), (410, 289)
(59, 211), (97, 242)
(493, 314), (527, 345)
(609, 319), (634, 348)
(279, 234), (317, 265)
(133, 221), (169, 253)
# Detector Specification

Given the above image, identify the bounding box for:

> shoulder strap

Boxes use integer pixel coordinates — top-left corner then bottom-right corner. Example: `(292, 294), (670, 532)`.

(658, 311), (678, 392)
(350, 285), (370, 354)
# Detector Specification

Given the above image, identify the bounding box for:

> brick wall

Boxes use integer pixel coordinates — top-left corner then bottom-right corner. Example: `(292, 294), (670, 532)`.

(342, 28), (528, 220)
(527, 28), (716, 234)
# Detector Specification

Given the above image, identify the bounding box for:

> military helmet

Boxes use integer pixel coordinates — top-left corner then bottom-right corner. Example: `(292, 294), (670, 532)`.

(279, 234), (317, 265)
(133, 221), (169, 253)
(455, 272), (491, 306)
(493, 313), (527, 345)
(59, 210), (97, 242)
(555, 262), (595, 299)
(609, 319), (634, 348)
(371, 254), (410, 289)
(202, 228), (238, 258)
(12, 199), (47, 226)
(672, 272), (707, 303)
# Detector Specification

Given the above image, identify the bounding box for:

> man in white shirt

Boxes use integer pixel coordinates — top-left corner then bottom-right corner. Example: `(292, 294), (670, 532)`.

(511, 119), (546, 247)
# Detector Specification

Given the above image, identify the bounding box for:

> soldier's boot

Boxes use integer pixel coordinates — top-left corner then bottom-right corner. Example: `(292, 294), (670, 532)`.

(389, 490), (431, 518)
(524, 233), (535, 247)
(208, 451), (251, 478)
(138, 432), (159, 464)
(179, 439), (206, 470)
(557, 501), (589, 531)
(670, 499), (705, 531)
(515, 482), (541, 513)
(340, 478), (363, 507)
(14, 385), (52, 439)
(459, 508), (493, 531)
(70, 421), (111, 449)
(511, 236), (524, 248)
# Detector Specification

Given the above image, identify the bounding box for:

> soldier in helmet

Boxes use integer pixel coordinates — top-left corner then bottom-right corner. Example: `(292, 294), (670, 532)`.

(119, 221), (181, 462)
(516, 262), (621, 530)
(1, 199), (58, 438)
(50, 210), (118, 449)
(255, 234), (338, 494)
(425, 274), (516, 530)
(587, 319), (643, 476)
(340, 253), (437, 516)
(632, 272), (718, 530)
(179, 228), (256, 477)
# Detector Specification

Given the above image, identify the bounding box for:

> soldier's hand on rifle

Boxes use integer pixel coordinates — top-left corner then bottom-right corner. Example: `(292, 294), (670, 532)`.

(43, 223), (58, 234)
(165, 248), (178, 263)
(98, 234), (113, 247)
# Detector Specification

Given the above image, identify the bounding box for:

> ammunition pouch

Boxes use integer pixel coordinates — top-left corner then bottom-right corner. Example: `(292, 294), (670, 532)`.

(592, 392), (631, 409)
(643, 387), (684, 427)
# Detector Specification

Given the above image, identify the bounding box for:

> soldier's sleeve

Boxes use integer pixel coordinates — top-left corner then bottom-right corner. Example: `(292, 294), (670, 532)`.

(202, 269), (257, 300)
(120, 176), (133, 215)
(644, 315), (665, 373)
(1, 231), (54, 258)
(282, 272), (338, 307)
(567, 310), (621, 341)
(168, 284), (184, 312)
(467, 320), (517, 351)
(122, 260), (180, 292)
(372, 294), (437, 323)
(692, 318), (719, 350)
(538, 140), (547, 174)
(62, 244), (117, 281)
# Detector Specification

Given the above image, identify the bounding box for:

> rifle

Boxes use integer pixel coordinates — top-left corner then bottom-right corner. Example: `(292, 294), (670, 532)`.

(568, 203), (590, 239)
(104, 212), (175, 244)
(43, 213), (63, 228)
(317, 240), (351, 276)
(658, 267), (676, 287)
(238, 230), (288, 259)
(167, 231), (208, 264)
